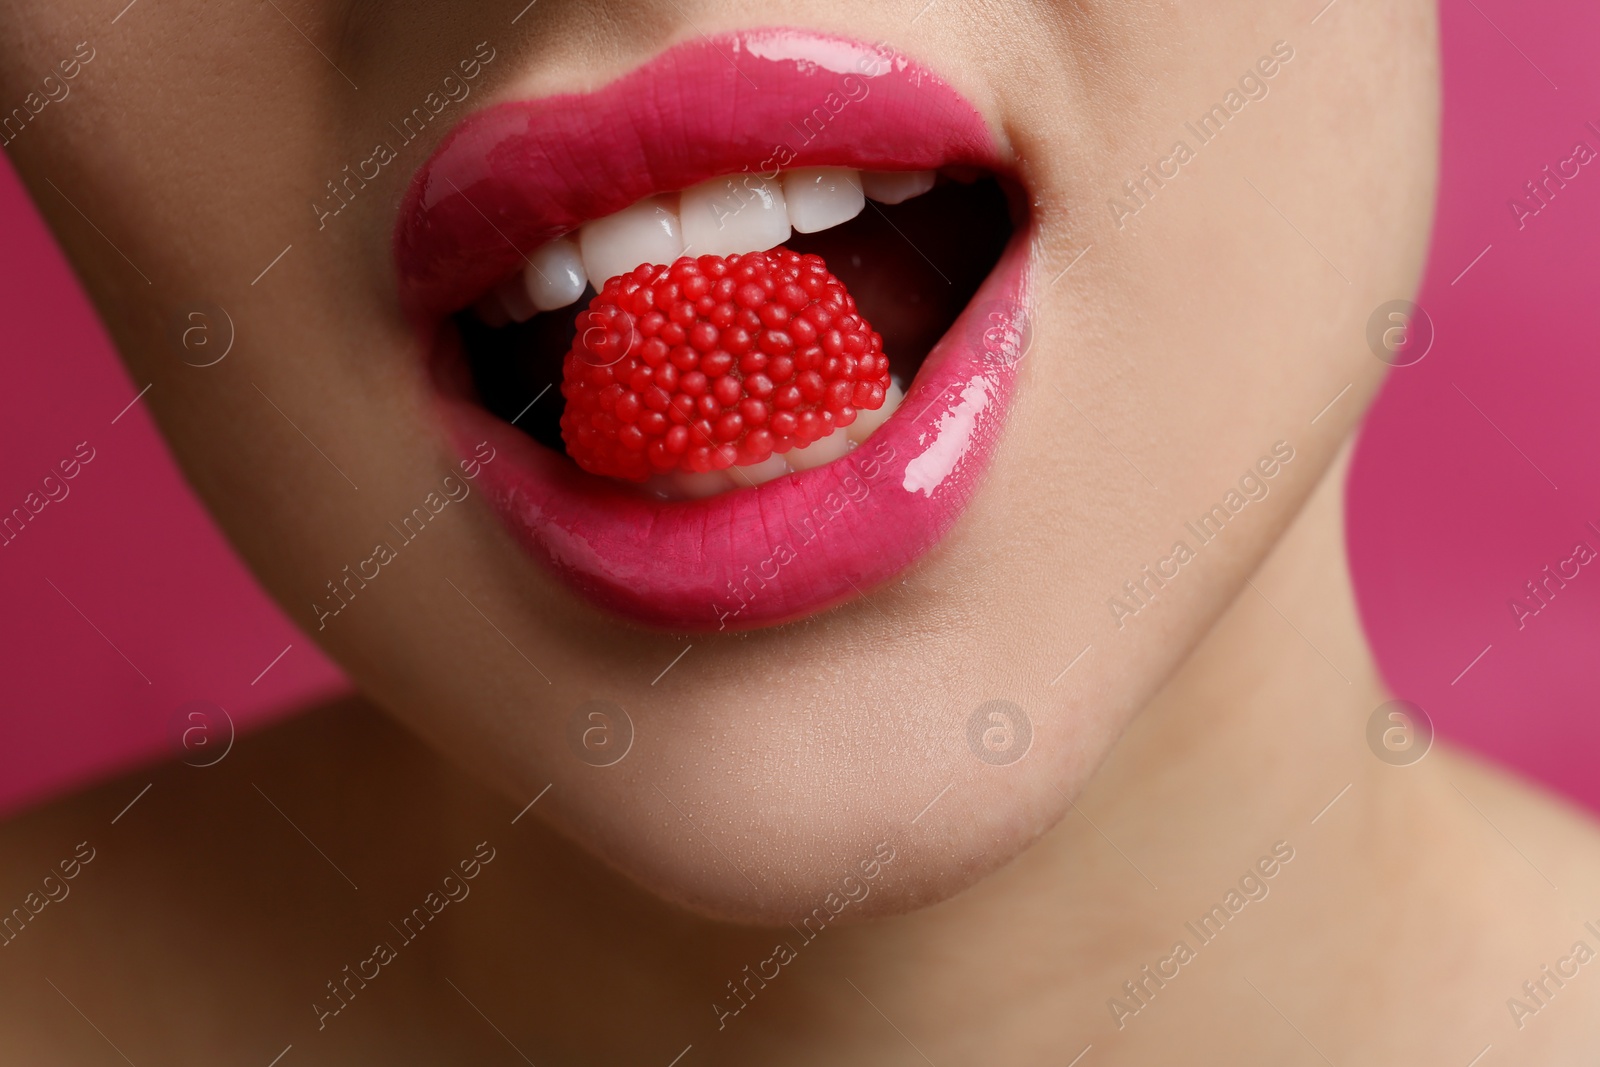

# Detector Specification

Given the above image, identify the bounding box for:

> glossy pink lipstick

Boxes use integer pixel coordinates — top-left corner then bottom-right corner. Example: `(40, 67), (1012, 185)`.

(398, 29), (1034, 631)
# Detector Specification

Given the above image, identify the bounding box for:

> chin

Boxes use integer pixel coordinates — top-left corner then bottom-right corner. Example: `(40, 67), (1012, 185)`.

(395, 639), (1092, 926)
(355, 26), (1073, 926)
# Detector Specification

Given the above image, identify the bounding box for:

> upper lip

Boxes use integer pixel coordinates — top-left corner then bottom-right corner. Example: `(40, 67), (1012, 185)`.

(396, 27), (1035, 632)
(395, 29), (1002, 320)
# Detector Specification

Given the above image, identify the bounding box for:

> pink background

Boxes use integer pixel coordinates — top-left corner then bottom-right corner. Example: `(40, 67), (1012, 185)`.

(0, 172), (347, 809)
(1346, 0), (1600, 813)
(1, 0), (1596, 816)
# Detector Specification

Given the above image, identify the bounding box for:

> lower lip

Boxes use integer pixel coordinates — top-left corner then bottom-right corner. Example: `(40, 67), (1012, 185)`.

(445, 233), (1034, 631)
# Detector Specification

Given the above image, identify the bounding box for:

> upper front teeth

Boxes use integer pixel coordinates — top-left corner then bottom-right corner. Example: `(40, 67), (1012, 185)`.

(492, 166), (938, 323)
(526, 236), (586, 311)
(782, 167), (865, 233)
(680, 173), (791, 257)
(859, 169), (936, 204)
(578, 196), (684, 290)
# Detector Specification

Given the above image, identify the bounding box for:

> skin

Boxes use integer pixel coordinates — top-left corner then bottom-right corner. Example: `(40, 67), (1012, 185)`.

(3, 448), (1600, 1064)
(3, 0), (1598, 1060)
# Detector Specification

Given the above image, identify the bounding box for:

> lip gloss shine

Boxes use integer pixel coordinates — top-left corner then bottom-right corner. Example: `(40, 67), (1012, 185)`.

(399, 28), (1034, 630)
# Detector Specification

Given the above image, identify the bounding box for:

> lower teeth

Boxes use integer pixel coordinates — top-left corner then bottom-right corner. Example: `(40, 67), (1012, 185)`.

(645, 378), (903, 500)
(457, 176), (1016, 500)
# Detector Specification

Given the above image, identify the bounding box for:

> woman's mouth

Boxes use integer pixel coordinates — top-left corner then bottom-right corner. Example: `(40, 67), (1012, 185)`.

(396, 28), (1035, 632)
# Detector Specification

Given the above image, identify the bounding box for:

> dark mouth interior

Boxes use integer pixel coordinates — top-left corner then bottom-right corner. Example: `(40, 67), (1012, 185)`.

(456, 175), (1015, 460)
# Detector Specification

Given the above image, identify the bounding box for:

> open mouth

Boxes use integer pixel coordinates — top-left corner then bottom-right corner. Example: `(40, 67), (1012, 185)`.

(459, 170), (1013, 498)
(397, 29), (1035, 632)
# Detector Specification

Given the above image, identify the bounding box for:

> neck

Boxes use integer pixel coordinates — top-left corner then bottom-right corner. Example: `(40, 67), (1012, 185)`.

(438, 441), (1440, 1062)
(709, 443), (1398, 1053)
(9, 445), (1594, 1062)
(426, 440), (1595, 1064)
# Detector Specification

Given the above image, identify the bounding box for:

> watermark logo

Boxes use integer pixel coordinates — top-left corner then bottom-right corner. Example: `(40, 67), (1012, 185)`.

(168, 700), (235, 768)
(169, 302), (234, 367)
(573, 303), (639, 368)
(567, 700), (633, 767)
(1365, 699), (1433, 766)
(965, 297), (1034, 369)
(966, 699), (1032, 766)
(1366, 299), (1433, 367)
